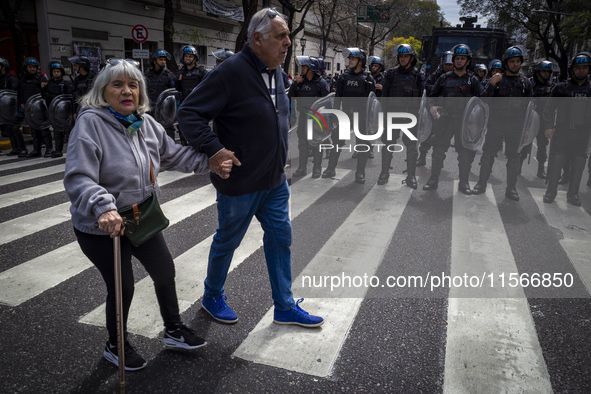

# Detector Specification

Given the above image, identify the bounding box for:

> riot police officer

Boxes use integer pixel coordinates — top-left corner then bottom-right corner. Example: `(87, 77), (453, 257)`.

(369, 56), (385, 97)
(212, 49), (234, 67)
(488, 59), (504, 78)
(19, 57), (52, 158)
(380, 44), (423, 187)
(521, 60), (554, 179)
(289, 56), (330, 178)
(472, 46), (533, 200)
(542, 52), (591, 206)
(69, 56), (96, 116)
(423, 44), (481, 194)
(176, 45), (208, 145)
(0, 57), (27, 157)
(145, 49), (177, 141)
(474, 63), (488, 92)
(417, 51), (454, 167)
(44, 62), (73, 157)
(322, 48), (375, 183)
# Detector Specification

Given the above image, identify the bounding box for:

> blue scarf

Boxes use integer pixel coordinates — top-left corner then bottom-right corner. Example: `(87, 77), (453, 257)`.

(107, 107), (144, 135)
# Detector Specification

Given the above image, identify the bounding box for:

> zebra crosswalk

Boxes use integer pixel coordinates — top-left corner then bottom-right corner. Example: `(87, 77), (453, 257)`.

(1, 153), (590, 392)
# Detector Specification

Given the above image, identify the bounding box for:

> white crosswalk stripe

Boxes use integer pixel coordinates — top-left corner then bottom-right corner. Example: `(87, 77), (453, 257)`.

(0, 164), (65, 186)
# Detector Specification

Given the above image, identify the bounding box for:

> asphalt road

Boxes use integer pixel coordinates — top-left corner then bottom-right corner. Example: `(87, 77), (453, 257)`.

(1, 135), (590, 393)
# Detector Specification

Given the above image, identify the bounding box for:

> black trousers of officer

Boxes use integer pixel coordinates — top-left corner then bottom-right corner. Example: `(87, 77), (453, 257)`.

(29, 127), (53, 156)
(295, 114), (322, 173)
(520, 124), (549, 168)
(478, 117), (522, 190)
(379, 128), (418, 181)
(428, 115), (476, 184)
(545, 128), (590, 201)
(2, 124), (27, 155)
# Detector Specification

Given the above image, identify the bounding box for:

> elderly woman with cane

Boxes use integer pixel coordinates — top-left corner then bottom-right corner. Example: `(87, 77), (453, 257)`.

(64, 58), (233, 371)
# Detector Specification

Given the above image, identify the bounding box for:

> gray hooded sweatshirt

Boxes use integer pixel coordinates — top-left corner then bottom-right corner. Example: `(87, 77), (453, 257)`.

(64, 106), (208, 235)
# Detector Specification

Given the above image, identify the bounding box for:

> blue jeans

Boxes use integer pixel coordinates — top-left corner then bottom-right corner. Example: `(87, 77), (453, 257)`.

(204, 181), (295, 311)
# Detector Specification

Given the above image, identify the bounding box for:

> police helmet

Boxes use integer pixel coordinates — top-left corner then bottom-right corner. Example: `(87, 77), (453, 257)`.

(535, 60), (553, 72)
(451, 44), (473, 59)
(68, 56), (91, 71)
(343, 48), (367, 66)
(180, 45), (199, 64)
(316, 58), (327, 73)
(502, 45), (526, 67)
(488, 59), (503, 73)
(0, 57), (9, 71)
(23, 57), (39, 70)
(569, 52), (591, 69)
(368, 56), (385, 71)
(395, 44), (417, 67)
(152, 49), (171, 62)
(474, 64), (487, 74)
(440, 51), (453, 65)
(212, 49), (234, 62)
(48, 62), (65, 75)
(296, 56), (320, 73)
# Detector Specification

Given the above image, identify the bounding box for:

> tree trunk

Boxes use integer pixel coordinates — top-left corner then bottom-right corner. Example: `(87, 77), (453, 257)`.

(163, 0), (177, 72)
(236, 0), (259, 53)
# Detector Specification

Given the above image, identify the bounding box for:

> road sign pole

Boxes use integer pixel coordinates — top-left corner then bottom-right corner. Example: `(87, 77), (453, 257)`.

(140, 43), (144, 74)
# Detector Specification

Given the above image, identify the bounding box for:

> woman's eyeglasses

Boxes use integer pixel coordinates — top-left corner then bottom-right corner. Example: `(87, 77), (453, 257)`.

(105, 58), (141, 69)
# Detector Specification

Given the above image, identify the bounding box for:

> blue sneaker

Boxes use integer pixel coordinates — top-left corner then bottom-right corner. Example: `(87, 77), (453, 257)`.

(201, 295), (238, 323)
(273, 298), (324, 328)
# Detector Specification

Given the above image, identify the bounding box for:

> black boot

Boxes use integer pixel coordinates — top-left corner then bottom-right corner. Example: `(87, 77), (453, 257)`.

(322, 150), (340, 178)
(543, 154), (566, 203)
(13, 127), (28, 157)
(6, 133), (19, 155)
(457, 149), (474, 195)
(293, 140), (309, 177)
(51, 131), (64, 158)
(27, 130), (42, 158)
(537, 162), (547, 179)
(403, 146), (418, 189)
(311, 149), (322, 178)
(423, 146), (444, 191)
(377, 151), (392, 185)
(472, 154), (494, 195)
(355, 152), (368, 184)
(566, 156), (586, 206)
(505, 156), (520, 201)
(41, 128), (53, 157)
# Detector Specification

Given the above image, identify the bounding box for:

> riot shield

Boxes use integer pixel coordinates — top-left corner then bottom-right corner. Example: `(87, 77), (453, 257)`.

(154, 88), (181, 128)
(366, 91), (383, 136)
(460, 96), (489, 151)
(416, 90), (432, 144)
(48, 94), (74, 132)
(517, 101), (540, 153)
(0, 90), (19, 125)
(307, 92), (334, 146)
(25, 93), (51, 129)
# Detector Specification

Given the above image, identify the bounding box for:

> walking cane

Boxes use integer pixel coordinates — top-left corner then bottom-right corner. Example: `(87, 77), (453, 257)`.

(113, 235), (126, 393)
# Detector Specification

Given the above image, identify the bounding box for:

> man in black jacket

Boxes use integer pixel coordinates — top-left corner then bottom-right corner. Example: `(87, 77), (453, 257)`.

(178, 8), (324, 328)
(44, 62), (73, 157)
(145, 49), (177, 141)
(0, 57), (27, 157)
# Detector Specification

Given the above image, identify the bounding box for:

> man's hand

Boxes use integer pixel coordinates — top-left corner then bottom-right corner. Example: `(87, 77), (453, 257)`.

(294, 75), (304, 84)
(210, 148), (241, 179)
(489, 73), (502, 86)
(430, 106), (442, 119)
(545, 129), (554, 139)
(375, 83), (383, 91)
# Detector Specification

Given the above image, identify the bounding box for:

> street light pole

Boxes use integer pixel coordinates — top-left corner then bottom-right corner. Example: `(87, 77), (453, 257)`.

(300, 36), (307, 55)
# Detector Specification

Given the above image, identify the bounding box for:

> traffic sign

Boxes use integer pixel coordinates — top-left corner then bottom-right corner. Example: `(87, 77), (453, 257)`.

(132, 49), (150, 59)
(357, 5), (390, 23)
(131, 24), (148, 43)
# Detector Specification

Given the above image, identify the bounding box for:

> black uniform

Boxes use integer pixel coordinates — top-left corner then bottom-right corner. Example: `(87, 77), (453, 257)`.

(381, 64), (423, 187)
(176, 64), (208, 144)
(145, 65), (177, 141)
(424, 70), (481, 192)
(0, 71), (27, 156)
(521, 74), (553, 176)
(543, 78), (591, 205)
(474, 73), (533, 199)
(288, 73), (329, 177)
(418, 66), (447, 164)
(20, 71), (52, 157)
(372, 71), (385, 97)
(322, 68), (375, 181)
(72, 70), (96, 112)
(44, 76), (73, 157)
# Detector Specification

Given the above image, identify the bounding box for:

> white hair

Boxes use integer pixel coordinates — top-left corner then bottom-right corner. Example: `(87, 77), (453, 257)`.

(79, 60), (150, 114)
(247, 8), (287, 46)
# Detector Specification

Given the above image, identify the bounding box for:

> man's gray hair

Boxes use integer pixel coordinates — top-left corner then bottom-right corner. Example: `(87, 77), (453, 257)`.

(79, 60), (150, 114)
(247, 8), (287, 46)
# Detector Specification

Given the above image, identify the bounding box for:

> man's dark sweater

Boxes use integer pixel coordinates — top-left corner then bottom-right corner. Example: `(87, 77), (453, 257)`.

(177, 44), (290, 196)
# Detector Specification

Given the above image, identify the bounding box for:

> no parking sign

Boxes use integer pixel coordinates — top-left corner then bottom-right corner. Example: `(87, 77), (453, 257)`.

(131, 25), (148, 44)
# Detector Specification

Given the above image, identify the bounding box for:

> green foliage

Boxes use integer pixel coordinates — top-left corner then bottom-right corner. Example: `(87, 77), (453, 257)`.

(385, 36), (423, 62)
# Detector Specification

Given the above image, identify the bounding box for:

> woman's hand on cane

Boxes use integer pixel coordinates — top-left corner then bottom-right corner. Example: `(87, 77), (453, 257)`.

(97, 210), (125, 238)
